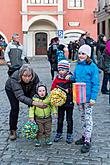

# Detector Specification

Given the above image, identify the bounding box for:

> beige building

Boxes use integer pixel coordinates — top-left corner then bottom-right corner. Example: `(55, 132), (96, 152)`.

(98, 0), (110, 38)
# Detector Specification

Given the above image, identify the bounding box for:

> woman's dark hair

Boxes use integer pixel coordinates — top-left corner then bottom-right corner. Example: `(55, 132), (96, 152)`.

(58, 44), (65, 51)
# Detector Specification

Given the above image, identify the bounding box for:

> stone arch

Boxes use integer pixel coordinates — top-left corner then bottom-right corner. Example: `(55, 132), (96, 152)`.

(64, 29), (85, 35)
(27, 15), (59, 30)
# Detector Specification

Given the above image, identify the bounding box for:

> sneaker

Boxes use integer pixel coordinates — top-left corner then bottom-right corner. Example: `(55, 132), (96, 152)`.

(66, 133), (73, 144)
(81, 142), (91, 153)
(9, 130), (17, 140)
(45, 138), (52, 145)
(75, 136), (85, 145)
(54, 133), (63, 142)
(35, 139), (41, 147)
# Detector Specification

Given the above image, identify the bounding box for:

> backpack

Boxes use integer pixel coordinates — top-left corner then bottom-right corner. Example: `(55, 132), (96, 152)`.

(56, 50), (66, 62)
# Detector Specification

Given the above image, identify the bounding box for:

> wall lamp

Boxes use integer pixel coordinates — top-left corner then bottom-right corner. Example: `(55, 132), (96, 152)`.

(93, 8), (98, 24)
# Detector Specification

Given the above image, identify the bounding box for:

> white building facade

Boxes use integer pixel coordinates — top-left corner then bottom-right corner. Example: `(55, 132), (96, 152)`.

(98, 0), (110, 38)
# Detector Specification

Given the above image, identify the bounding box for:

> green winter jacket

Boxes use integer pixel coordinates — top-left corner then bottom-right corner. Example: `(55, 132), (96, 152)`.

(29, 95), (57, 118)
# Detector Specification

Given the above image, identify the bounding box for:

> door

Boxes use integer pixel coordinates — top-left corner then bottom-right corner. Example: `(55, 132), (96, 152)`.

(35, 33), (47, 55)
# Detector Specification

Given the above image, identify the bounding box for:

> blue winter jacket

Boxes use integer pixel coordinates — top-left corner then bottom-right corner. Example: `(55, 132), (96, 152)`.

(70, 60), (99, 102)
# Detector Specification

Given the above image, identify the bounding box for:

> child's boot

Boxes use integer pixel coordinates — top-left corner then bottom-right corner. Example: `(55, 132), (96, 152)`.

(35, 139), (41, 147)
(45, 138), (52, 145)
(54, 133), (63, 142)
(81, 142), (91, 153)
(66, 133), (73, 144)
(9, 130), (17, 140)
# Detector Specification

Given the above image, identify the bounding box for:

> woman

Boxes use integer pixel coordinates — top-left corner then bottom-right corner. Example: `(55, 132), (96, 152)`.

(5, 64), (47, 140)
(47, 37), (59, 80)
(96, 35), (109, 94)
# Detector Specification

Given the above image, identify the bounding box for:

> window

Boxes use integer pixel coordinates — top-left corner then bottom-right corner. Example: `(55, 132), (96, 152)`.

(36, 0), (41, 3)
(28, 0), (55, 4)
(102, 21), (105, 35)
(108, 19), (110, 38)
(97, 23), (100, 35)
(68, 0), (84, 9)
(43, 0), (54, 4)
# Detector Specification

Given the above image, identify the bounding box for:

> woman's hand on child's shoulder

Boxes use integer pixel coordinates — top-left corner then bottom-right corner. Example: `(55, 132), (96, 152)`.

(32, 101), (48, 108)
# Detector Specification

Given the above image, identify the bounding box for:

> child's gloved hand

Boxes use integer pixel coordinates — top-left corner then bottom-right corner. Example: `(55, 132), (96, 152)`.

(54, 113), (58, 119)
(65, 75), (71, 80)
(29, 118), (35, 123)
(89, 99), (95, 106)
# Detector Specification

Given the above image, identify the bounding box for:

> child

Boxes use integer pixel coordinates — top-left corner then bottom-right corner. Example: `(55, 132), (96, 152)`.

(51, 60), (74, 144)
(29, 84), (57, 146)
(66, 44), (99, 153)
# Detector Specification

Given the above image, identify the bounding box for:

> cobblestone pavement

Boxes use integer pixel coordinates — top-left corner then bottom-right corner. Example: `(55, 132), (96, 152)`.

(0, 57), (110, 165)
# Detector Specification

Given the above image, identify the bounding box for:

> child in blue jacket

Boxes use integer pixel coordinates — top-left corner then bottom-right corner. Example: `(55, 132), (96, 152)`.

(56, 44), (67, 62)
(66, 44), (99, 153)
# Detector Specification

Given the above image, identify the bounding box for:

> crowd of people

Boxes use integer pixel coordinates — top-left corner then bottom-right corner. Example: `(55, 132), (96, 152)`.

(2, 32), (110, 154)
(47, 32), (110, 99)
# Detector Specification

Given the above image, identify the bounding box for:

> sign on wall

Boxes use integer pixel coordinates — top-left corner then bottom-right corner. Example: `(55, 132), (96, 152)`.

(57, 30), (64, 38)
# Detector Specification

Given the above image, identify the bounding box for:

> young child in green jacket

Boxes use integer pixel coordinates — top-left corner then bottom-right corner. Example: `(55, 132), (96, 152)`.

(29, 84), (57, 146)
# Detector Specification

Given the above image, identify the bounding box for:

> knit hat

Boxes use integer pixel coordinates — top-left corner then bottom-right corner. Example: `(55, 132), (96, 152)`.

(12, 33), (19, 38)
(58, 60), (70, 71)
(78, 44), (91, 57)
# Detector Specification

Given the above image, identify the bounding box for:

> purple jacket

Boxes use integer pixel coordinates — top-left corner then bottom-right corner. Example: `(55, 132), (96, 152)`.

(106, 39), (110, 55)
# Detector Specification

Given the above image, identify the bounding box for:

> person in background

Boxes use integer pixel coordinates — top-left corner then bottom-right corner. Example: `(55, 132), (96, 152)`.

(56, 44), (67, 62)
(47, 37), (59, 80)
(66, 44), (99, 153)
(29, 84), (57, 146)
(96, 34), (109, 94)
(79, 33), (86, 47)
(0, 38), (7, 59)
(85, 32), (97, 64)
(5, 64), (47, 140)
(96, 34), (106, 59)
(68, 41), (73, 59)
(101, 39), (110, 96)
(4, 33), (29, 76)
(72, 40), (80, 61)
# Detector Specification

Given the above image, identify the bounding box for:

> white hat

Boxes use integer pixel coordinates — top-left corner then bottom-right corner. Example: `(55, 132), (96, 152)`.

(78, 44), (91, 57)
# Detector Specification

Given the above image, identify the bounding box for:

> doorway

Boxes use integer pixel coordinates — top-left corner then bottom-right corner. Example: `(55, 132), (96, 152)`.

(35, 32), (47, 55)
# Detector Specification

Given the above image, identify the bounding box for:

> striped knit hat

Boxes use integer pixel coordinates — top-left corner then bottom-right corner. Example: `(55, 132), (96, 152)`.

(58, 60), (70, 71)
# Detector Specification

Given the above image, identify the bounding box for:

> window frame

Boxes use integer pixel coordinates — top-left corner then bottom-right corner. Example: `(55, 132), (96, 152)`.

(68, 0), (84, 9)
(28, 0), (57, 5)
